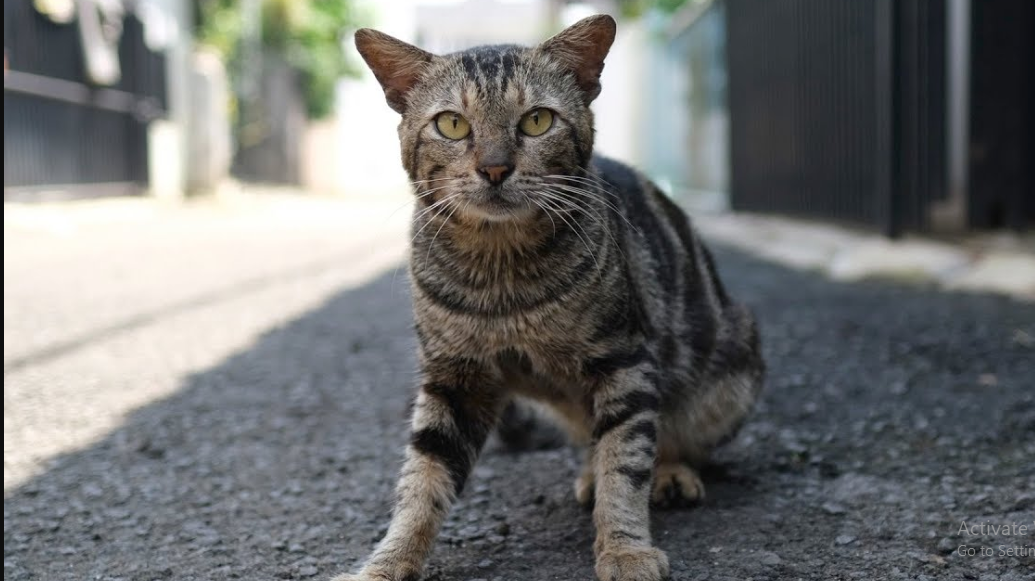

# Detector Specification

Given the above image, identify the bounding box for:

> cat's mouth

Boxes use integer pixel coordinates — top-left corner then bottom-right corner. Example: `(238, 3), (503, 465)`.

(463, 189), (537, 222)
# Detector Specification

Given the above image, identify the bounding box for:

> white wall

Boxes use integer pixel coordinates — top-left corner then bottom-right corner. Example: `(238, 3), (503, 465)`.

(591, 17), (648, 168)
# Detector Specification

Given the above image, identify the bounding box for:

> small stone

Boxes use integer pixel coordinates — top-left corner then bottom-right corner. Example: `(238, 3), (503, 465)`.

(758, 551), (782, 566)
(821, 502), (847, 515)
(288, 543), (305, 553)
(1012, 329), (1033, 348)
(81, 483), (104, 498)
(936, 538), (956, 554)
(478, 559), (492, 568)
(835, 535), (857, 546)
(196, 534), (221, 547)
(298, 565), (319, 577)
(457, 525), (484, 540)
(473, 466), (495, 479)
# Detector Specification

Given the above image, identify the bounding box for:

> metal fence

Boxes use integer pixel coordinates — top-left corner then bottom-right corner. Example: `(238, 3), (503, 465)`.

(725, 0), (946, 236)
(4, 2), (167, 199)
(967, 0), (1035, 231)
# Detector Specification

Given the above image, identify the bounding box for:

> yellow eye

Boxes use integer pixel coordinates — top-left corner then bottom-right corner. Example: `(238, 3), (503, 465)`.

(435, 112), (471, 140)
(519, 108), (553, 137)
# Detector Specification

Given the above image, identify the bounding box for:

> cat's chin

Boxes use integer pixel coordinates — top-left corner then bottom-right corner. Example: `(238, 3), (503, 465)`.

(463, 199), (538, 223)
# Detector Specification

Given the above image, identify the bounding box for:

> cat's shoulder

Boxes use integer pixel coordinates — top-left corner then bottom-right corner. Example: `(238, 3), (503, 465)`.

(590, 154), (644, 193)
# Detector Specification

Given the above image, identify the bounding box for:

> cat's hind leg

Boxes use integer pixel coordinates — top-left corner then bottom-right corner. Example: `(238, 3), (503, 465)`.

(655, 305), (765, 508)
(652, 369), (756, 509)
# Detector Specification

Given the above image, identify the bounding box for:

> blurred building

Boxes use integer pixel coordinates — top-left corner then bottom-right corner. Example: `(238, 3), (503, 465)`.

(8, 0), (1030, 238)
(671, 0), (1034, 235)
(4, 0), (196, 202)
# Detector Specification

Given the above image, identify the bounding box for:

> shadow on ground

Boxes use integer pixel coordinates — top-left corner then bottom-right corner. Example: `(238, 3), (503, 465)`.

(4, 247), (1034, 581)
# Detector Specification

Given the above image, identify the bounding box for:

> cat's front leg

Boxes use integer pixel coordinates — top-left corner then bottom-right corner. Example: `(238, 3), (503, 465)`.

(333, 362), (504, 581)
(589, 351), (669, 581)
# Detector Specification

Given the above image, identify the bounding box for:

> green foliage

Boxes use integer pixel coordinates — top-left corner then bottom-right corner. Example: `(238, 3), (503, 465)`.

(195, 0), (363, 119)
(618, 0), (704, 19)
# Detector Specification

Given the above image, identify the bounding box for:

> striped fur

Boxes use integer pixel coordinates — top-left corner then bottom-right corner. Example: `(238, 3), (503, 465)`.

(337, 15), (764, 581)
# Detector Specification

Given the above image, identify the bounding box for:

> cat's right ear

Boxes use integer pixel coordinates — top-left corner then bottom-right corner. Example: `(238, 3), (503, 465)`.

(355, 29), (433, 114)
(539, 15), (617, 104)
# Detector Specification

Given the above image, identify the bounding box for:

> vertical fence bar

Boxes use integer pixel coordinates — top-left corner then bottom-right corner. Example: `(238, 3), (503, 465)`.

(875, 0), (902, 238)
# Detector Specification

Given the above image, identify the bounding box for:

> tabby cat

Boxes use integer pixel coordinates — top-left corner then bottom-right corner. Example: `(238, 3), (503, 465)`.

(335, 14), (764, 581)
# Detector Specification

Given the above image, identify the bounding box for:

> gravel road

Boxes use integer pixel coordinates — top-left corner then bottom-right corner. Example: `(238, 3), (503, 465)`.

(4, 196), (1033, 581)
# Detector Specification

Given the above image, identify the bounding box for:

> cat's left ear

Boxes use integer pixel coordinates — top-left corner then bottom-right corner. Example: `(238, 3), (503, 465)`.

(355, 29), (434, 114)
(539, 14), (617, 104)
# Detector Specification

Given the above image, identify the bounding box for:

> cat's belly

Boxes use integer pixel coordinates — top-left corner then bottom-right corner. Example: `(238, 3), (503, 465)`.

(497, 352), (594, 444)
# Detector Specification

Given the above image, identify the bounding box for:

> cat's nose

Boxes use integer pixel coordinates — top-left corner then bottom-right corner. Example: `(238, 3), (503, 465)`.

(478, 163), (514, 185)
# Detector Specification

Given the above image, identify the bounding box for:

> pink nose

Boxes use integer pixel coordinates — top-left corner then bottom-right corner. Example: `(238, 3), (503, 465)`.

(478, 164), (513, 185)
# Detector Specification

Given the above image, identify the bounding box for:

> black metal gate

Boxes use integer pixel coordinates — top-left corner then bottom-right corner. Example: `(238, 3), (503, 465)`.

(725, 0), (946, 236)
(4, 2), (167, 200)
(968, 0), (1035, 231)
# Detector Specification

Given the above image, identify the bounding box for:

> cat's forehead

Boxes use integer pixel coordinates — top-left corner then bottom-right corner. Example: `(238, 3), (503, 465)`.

(453, 44), (525, 85)
(412, 44), (575, 115)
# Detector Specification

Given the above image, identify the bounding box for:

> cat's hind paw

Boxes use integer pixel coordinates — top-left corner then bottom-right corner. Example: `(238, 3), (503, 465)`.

(574, 470), (595, 507)
(651, 462), (705, 508)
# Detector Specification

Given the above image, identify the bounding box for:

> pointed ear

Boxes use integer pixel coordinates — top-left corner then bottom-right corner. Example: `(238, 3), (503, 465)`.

(355, 29), (433, 114)
(540, 15), (617, 104)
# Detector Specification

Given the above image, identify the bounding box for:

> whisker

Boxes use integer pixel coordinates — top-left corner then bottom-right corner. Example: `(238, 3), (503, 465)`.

(408, 176), (461, 186)
(542, 174), (627, 213)
(547, 183), (637, 232)
(384, 184), (458, 224)
(572, 166), (621, 190)
(530, 198), (557, 238)
(411, 191), (461, 224)
(424, 196), (465, 269)
(534, 193), (600, 271)
(411, 194), (461, 244)
(545, 174), (622, 201)
(538, 188), (626, 265)
(393, 192), (460, 293)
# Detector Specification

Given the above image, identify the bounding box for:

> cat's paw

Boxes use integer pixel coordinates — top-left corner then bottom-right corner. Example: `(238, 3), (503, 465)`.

(651, 462), (705, 508)
(574, 471), (595, 507)
(329, 568), (418, 581)
(595, 546), (670, 581)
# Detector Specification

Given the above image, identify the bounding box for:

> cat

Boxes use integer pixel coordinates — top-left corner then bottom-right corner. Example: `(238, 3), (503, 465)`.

(335, 14), (764, 581)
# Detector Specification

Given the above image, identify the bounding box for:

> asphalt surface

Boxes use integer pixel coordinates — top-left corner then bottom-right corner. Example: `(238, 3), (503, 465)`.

(4, 195), (1034, 581)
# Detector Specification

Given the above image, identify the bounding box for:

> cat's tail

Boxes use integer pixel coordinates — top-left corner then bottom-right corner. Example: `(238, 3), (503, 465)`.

(495, 398), (568, 452)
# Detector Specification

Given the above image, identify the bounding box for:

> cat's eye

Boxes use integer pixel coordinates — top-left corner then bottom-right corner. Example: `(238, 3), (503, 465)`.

(435, 112), (471, 140)
(519, 108), (554, 137)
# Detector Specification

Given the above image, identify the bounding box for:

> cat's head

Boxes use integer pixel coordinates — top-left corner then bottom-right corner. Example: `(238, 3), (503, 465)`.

(355, 15), (616, 222)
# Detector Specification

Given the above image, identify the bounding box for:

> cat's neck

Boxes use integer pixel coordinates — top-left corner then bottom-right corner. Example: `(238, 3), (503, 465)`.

(446, 213), (556, 257)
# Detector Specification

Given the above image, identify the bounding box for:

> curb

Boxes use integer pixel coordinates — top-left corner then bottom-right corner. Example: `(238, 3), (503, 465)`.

(693, 213), (1035, 301)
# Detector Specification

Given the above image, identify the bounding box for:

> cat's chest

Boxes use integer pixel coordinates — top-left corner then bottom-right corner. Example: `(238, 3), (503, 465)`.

(429, 306), (584, 351)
